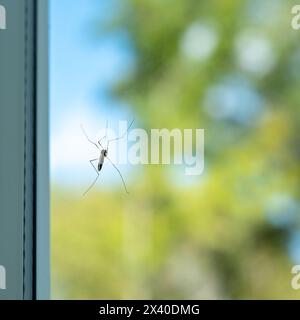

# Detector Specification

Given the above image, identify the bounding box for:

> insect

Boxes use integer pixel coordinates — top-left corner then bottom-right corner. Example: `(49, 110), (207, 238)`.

(80, 120), (134, 196)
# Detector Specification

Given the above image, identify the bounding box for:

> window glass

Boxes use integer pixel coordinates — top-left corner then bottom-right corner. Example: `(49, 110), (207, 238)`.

(50, 0), (300, 299)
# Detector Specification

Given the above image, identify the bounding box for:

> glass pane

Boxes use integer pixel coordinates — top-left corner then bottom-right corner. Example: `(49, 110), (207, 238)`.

(50, 0), (300, 299)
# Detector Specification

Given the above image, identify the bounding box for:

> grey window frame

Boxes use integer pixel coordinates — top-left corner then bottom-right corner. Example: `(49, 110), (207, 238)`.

(0, 0), (49, 300)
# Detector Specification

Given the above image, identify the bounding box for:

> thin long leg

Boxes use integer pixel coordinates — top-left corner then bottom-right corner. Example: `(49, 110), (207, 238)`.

(106, 156), (129, 194)
(98, 136), (106, 149)
(107, 119), (135, 150)
(98, 121), (109, 148)
(83, 159), (99, 196)
(90, 158), (99, 174)
(83, 174), (99, 196)
(105, 120), (108, 137)
(81, 124), (99, 150)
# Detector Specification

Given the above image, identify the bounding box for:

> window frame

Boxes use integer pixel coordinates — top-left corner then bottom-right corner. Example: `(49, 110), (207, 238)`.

(0, 0), (49, 300)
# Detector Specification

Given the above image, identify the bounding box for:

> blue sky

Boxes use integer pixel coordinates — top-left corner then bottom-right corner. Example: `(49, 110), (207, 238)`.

(50, 0), (135, 188)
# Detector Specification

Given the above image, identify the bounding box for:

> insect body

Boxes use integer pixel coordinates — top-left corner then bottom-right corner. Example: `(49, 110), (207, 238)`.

(81, 120), (134, 195)
(98, 149), (107, 171)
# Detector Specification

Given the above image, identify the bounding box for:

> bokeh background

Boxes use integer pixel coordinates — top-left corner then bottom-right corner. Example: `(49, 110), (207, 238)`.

(50, 0), (300, 299)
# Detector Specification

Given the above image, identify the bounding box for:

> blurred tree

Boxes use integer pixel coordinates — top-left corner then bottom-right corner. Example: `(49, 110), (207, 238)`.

(52, 0), (300, 299)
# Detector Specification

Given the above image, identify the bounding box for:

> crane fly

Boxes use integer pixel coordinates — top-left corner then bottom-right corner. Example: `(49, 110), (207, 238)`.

(80, 120), (134, 196)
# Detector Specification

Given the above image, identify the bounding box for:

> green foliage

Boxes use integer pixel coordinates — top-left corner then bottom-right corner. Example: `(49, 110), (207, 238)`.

(52, 0), (300, 299)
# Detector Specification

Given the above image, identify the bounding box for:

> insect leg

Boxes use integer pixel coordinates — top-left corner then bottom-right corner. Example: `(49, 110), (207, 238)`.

(83, 158), (99, 196)
(98, 136), (106, 149)
(81, 124), (99, 150)
(98, 120), (108, 148)
(106, 156), (129, 194)
(90, 158), (99, 174)
(107, 119), (134, 151)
